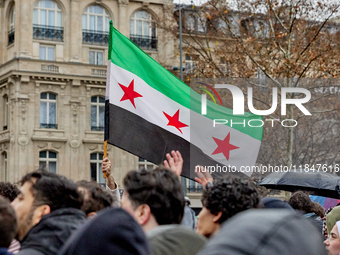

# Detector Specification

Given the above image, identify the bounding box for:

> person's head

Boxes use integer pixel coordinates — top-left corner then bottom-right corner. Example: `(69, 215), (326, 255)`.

(76, 180), (114, 217)
(288, 191), (314, 213)
(324, 221), (340, 255)
(197, 177), (260, 238)
(326, 206), (340, 235)
(0, 197), (17, 248)
(259, 197), (293, 210)
(11, 171), (83, 240)
(121, 167), (185, 232)
(0, 182), (20, 202)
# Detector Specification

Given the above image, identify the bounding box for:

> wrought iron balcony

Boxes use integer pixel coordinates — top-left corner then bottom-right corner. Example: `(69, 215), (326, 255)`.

(33, 25), (63, 41)
(8, 29), (14, 46)
(82, 30), (109, 45)
(40, 123), (58, 129)
(91, 126), (104, 131)
(187, 186), (203, 193)
(130, 35), (157, 50)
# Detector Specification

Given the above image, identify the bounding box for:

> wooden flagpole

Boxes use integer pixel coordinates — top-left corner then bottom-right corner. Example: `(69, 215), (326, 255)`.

(103, 140), (107, 178)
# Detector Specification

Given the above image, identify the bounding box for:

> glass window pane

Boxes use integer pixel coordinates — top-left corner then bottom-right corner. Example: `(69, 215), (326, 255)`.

(136, 20), (142, 36)
(39, 151), (47, 158)
(49, 151), (57, 158)
(39, 46), (46, 60)
(39, 161), (47, 171)
(90, 163), (97, 181)
(90, 153), (97, 160)
(47, 47), (54, 61)
(97, 52), (103, 65)
(49, 102), (56, 124)
(57, 12), (62, 27)
(40, 10), (47, 26)
(99, 97), (105, 103)
(41, 92), (47, 99)
(99, 105), (104, 127)
(96, 6), (103, 14)
(82, 15), (87, 30)
(97, 16), (103, 31)
(48, 10), (55, 26)
(99, 153), (103, 160)
(89, 51), (95, 65)
(143, 21), (150, 36)
(49, 93), (56, 100)
(90, 15), (95, 30)
(105, 17), (110, 32)
(91, 96), (97, 103)
(130, 20), (134, 34)
(89, 6), (96, 14)
(40, 102), (47, 124)
(49, 162), (57, 174)
(91, 105), (97, 126)
(136, 11), (144, 19)
(33, 9), (39, 24)
(98, 163), (105, 184)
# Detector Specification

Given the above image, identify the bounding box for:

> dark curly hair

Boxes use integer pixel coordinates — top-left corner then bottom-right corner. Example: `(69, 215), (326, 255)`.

(201, 176), (260, 224)
(0, 182), (20, 202)
(288, 191), (314, 213)
(20, 171), (83, 211)
(0, 197), (17, 248)
(76, 180), (114, 215)
(123, 167), (185, 225)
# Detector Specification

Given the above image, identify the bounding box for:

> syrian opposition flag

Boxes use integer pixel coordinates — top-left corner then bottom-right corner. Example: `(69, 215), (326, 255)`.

(105, 22), (263, 179)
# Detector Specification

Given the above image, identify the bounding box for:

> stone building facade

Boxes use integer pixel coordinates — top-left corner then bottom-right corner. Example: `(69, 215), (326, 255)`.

(0, 0), (177, 190)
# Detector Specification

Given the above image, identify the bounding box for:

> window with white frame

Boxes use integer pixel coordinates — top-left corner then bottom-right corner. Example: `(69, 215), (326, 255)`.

(130, 11), (156, 37)
(33, 0), (62, 27)
(39, 45), (55, 61)
(39, 150), (57, 173)
(82, 5), (110, 32)
(181, 176), (203, 193)
(2, 152), (7, 181)
(138, 158), (156, 170)
(3, 95), (8, 130)
(40, 92), (57, 129)
(89, 50), (104, 65)
(91, 96), (105, 131)
(90, 153), (105, 186)
(220, 57), (231, 76)
(185, 11), (206, 33)
(8, 6), (15, 46)
(185, 55), (198, 73)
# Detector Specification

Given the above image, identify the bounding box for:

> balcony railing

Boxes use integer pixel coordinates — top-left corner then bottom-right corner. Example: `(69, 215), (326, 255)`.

(130, 35), (157, 50)
(187, 186), (203, 193)
(33, 25), (63, 41)
(91, 126), (104, 131)
(41, 64), (59, 73)
(8, 29), (14, 46)
(82, 30), (109, 45)
(40, 123), (58, 129)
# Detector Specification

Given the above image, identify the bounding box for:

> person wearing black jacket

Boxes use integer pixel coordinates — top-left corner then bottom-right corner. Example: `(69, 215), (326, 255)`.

(11, 171), (86, 255)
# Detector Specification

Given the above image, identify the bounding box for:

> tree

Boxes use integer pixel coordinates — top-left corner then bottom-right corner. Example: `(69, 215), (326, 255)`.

(171, 0), (340, 170)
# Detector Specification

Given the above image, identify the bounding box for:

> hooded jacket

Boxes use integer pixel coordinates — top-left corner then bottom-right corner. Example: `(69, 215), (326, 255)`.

(58, 207), (151, 255)
(197, 209), (327, 255)
(17, 208), (86, 255)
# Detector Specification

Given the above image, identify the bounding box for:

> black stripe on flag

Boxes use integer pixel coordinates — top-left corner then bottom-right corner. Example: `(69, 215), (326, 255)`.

(106, 104), (245, 180)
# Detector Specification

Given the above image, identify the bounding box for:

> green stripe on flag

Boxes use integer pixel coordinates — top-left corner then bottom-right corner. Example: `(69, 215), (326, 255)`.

(108, 21), (263, 141)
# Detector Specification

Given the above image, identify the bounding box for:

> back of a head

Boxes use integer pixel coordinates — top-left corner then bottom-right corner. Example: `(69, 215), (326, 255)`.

(123, 167), (185, 225)
(76, 180), (114, 214)
(260, 197), (293, 210)
(0, 182), (20, 202)
(58, 207), (151, 255)
(201, 177), (259, 224)
(20, 171), (83, 211)
(288, 191), (314, 213)
(0, 197), (17, 248)
(197, 209), (327, 255)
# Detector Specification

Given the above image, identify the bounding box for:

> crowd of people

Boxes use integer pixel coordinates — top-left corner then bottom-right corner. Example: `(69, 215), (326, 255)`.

(0, 150), (338, 255)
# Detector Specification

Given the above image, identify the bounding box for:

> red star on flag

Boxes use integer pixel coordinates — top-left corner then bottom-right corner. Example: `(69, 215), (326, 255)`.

(118, 79), (142, 108)
(212, 133), (239, 160)
(163, 109), (188, 134)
